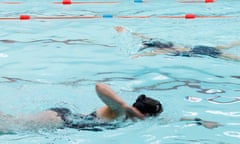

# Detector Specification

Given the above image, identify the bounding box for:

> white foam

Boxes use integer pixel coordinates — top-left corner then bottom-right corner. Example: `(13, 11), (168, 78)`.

(205, 89), (223, 94)
(152, 75), (169, 80)
(0, 53), (8, 58)
(182, 111), (198, 116)
(206, 110), (240, 117)
(185, 96), (202, 102)
(224, 131), (240, 139)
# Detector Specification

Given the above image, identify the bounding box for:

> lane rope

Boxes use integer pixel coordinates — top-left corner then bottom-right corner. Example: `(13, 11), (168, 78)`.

(177, 0), (215, 3)
(0, 0), (216, 5)
(0, 14), (234, 21)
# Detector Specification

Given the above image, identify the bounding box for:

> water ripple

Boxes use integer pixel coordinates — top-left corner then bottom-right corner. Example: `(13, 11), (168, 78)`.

(224, 131), (240, 139)
(206, 111), (240, 117)
(0, 39), (115, 47)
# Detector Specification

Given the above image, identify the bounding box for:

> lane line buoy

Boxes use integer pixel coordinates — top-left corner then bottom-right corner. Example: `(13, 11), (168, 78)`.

(19, 15), (31, 20)
(177, 0), (215, 3)
(0, 14), (235, 21)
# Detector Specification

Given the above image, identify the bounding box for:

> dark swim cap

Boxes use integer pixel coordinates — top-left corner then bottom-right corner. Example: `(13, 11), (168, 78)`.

(133, 94), (163, 116)
(142, 39), (174, 49)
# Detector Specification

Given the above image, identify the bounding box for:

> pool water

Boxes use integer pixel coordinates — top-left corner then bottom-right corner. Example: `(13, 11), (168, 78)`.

(0, 0), (240, 143)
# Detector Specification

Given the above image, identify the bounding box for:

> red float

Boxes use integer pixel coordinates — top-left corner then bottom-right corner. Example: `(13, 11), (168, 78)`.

(205, 0), (214, 3)
(185, 14), (196, 19)
(19, 15), (30, 20)
(62, 0), (72, 4)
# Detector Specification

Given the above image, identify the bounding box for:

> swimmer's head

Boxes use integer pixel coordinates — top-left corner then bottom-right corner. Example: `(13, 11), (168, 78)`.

(139, 40), (174, 52)
(133, 94), (163, 116)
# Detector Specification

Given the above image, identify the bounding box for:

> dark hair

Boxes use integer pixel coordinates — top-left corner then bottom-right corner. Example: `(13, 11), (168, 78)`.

(133, 94), (163, 116)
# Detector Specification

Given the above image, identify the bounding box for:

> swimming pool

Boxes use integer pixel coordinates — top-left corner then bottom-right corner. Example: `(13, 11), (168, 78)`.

(0, 0), (240, 143)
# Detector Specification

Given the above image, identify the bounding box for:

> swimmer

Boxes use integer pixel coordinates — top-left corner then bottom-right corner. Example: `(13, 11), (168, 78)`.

(0, 83), (163, 133)
(114, 26), (240, 61)
(0, 83), (221, 133)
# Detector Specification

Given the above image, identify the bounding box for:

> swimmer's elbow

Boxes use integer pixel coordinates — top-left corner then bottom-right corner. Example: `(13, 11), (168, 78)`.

(95, 83), (101, 90)
(95, 83), (106, 92)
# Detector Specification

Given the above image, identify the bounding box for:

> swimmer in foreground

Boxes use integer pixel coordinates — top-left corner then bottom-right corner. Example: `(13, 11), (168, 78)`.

(0, 83), (221, 134)
(0, 83), (162, 133)
(114, 26), (240, 61)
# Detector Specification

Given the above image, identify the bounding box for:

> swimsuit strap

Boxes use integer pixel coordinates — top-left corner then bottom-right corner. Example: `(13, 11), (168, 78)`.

(49, 107), (72, 122)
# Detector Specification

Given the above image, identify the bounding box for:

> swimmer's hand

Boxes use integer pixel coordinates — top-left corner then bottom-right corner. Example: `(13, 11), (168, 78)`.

(114, 26), (125, 33)
(200, 120), (223, 129)
(180, 117), (222, 129)
(123, 104), (144, 121)
(113, 25), (150, 40)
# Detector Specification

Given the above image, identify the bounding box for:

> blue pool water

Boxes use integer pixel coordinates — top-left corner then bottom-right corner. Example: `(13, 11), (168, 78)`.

(0, 0), (240, 143)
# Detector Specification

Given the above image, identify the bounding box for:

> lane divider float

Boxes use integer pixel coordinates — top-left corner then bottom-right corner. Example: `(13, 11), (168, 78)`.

(19, 15), (31, 20)
(54, 0), (120, 5)
(0, 2), (23, 4)
(0, 0), (215, 5)
(0, 14), (234, 21)
(134, 0), (144, 3)
(177, 0), (215, 3)
(0, 1), (121, 5)
(54, 0), (144, 4)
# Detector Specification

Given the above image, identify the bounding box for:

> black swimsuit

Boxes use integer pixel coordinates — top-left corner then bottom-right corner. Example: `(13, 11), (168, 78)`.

(140, 39), (222, 58)
(174, 46), (222, 58)
(190, 45), (222, 58)
(50, 108), (119, 131)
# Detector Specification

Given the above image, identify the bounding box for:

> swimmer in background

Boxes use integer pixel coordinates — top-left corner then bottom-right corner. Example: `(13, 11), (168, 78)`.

(0, 83), (220, 134)
(114, 26), (240, 61)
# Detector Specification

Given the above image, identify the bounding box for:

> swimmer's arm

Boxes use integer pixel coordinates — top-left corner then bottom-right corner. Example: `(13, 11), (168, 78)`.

(114, 26), (151, 40)
(95, 83), (144, 119)
(131, 32), (151, 40)
(216, 41), (240, 49)
(180, 117), (222, 129)
(221, 53), (240, 61)
(131, 49), (171, 59)
(96, 83), (127, 110)
(131, 51), (160, 59)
